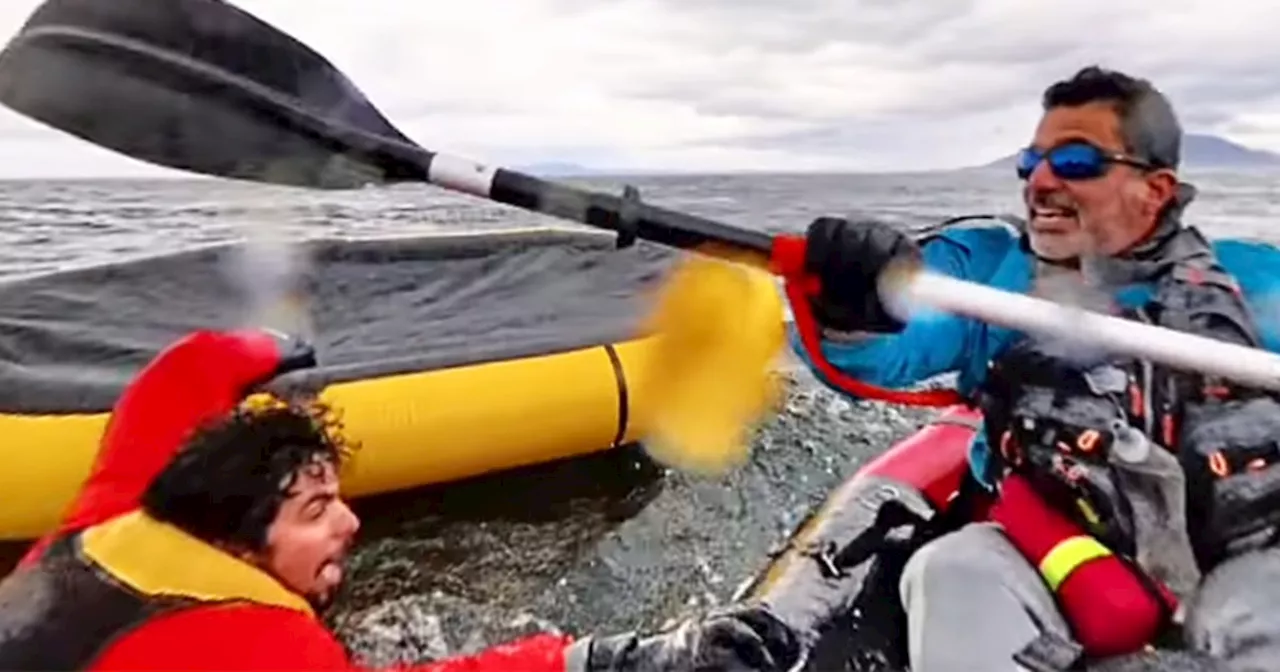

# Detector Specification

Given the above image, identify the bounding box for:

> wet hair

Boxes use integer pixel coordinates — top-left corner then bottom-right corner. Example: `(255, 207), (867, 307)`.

(1041, 65), (1182, 170)
(141, 394), (356, 552)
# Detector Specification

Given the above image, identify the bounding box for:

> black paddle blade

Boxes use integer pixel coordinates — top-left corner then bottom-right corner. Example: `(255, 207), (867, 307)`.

(0, 0), (426, 188)
(0, 0), (776, 255)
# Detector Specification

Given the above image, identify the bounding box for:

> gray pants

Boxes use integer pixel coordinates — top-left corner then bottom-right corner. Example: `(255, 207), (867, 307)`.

(899, 522), (1280, 672)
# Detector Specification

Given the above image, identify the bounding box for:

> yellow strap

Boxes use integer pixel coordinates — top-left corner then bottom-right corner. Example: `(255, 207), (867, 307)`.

(1038, 535), (1112, 591)
(81, 511), (314, 615)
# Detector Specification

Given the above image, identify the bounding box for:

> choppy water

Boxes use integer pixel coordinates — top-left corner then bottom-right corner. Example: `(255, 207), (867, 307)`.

(5, 166), (1280, 279)
(5, 167), (1279, 668)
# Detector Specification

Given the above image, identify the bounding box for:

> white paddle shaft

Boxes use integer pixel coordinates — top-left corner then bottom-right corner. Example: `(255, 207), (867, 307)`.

(891, 269), (1280, 392)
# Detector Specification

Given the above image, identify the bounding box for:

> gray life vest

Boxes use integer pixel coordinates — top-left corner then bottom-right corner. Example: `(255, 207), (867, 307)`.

(980, 223), (1280, 592)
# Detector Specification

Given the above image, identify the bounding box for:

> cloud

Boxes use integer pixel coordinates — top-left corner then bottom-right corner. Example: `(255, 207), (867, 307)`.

(0, 0), (1275, 176)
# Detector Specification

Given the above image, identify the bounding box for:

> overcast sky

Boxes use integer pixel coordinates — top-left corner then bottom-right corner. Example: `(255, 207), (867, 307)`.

(0, 0), (1276, 177)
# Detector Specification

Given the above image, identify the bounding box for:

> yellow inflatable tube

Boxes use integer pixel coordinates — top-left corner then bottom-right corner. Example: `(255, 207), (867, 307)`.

(0, 337), (657, 541)
(330, 337), (656, 497)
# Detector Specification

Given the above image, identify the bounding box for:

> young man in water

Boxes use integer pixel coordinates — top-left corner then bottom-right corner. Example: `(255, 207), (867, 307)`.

(788, 66), (1280, 670)
(0, 329), (806, 671)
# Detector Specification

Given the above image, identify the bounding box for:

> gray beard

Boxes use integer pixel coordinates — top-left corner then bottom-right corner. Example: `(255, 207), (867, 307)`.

(1076, 181), (1202, 289)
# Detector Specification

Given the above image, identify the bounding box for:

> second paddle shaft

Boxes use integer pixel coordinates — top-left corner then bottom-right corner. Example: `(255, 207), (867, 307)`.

(416, 151), (775, 258)
(887, 268), (1280, 392)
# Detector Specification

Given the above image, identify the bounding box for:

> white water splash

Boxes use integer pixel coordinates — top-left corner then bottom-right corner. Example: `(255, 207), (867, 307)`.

(224, 213), (314, 341)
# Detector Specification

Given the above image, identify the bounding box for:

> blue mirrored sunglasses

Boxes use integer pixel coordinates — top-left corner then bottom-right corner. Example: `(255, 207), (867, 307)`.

(1015, 141), (1155, 180)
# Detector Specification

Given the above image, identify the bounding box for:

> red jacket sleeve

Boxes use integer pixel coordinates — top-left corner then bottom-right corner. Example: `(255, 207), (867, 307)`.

(396, 633), (573, 672)
(91, 604), (354, 670)
(21, 330), (288, 566)
(90, 603), (573, 672)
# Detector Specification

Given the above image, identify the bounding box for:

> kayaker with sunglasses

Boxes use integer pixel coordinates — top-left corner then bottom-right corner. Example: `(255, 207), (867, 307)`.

(792, 65), (1280, 671)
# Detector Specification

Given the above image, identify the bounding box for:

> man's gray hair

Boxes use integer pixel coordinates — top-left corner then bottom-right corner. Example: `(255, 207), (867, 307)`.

(1042, 65), (1183, 170)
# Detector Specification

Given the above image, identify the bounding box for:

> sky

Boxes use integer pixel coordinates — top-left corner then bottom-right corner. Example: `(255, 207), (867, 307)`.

(0, 0), (1278, 177)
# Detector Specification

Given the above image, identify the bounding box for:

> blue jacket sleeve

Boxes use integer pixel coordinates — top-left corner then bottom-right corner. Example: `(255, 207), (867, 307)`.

(787, 224), (1028, 395)
(1213, 239), (1280, 355)
(787, 236), (974, 391)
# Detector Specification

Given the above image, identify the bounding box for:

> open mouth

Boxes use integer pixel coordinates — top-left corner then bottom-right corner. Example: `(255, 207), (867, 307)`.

(318, 558), (344, 585)
(1030, 206), (1078, 230)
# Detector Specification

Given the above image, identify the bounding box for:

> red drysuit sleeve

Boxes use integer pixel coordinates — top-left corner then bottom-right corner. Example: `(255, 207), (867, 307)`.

(90, 603), (574, 672)
(397, 633), (573, 672)
(20, 330), (288, 567)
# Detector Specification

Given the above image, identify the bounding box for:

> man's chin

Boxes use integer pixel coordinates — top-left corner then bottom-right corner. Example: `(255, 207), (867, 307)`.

(306, 590), (336, 612)
(1027, 233), (1081, 263)
(306, 579), (348, 612)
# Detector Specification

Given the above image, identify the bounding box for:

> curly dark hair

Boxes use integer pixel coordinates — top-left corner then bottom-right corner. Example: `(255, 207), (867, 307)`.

(140, 394), (358, 552)
(1041, 65), (1182, 170)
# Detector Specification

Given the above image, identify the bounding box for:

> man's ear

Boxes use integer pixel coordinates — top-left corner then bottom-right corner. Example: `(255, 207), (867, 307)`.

(1146, 169), (1179, 215)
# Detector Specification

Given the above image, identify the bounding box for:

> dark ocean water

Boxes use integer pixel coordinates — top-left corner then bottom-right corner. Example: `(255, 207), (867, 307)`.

(4, 166), (1278, 669)
(5, 166), (1280, 279)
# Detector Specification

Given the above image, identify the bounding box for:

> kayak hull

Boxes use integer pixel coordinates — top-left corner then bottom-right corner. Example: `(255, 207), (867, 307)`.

(0, 336), (659, 540)
(0, 228), (690, 541)
(739, 405), (983, 671)
(744, 405), (1233, 672)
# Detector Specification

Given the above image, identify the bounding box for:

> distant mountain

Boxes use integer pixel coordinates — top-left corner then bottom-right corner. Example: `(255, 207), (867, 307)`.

(977, 133), (1280, 170)
(1182, 134), (1280, 167)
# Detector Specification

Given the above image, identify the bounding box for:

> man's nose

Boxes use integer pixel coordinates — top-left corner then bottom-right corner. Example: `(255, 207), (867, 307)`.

(333, 498), (360, 537)
(1025, 157), (1064, 193)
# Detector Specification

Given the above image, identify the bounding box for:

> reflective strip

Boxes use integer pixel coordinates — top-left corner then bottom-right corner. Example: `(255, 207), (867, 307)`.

(1038, 535), (1111, 591)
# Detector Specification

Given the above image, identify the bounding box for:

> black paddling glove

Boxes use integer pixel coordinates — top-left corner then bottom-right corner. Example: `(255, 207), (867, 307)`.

(238, 328), (318, 395)
(803, 216), (920, 333)
(567, 603), (804, 671)
(265, 329), (318, 377)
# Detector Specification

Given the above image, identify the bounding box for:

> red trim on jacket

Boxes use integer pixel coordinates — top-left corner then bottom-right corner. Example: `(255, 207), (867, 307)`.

(90, 603), (573, 671)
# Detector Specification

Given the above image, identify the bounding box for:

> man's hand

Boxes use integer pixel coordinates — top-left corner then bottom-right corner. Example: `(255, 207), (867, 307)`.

(803, 217), (920, 334)
(687, 605), (803, 671)
(567, 604), (805, 671)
